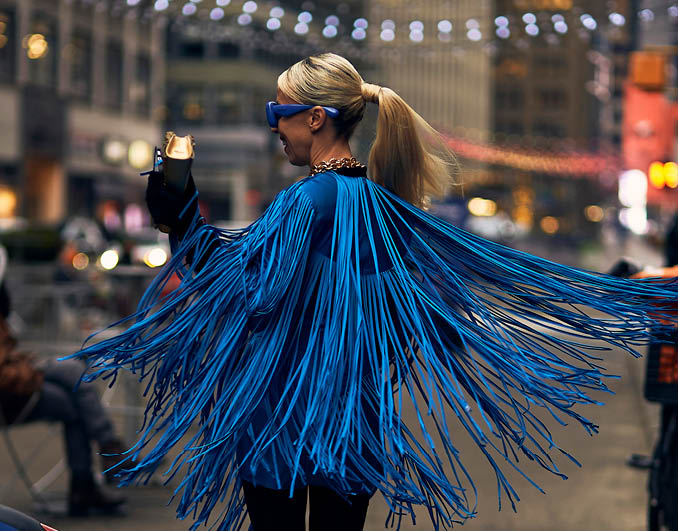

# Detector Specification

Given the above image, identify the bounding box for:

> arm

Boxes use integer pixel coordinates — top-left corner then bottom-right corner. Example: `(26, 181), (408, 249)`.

(631, 265), (678, 280)
(145, 170), (220, 270)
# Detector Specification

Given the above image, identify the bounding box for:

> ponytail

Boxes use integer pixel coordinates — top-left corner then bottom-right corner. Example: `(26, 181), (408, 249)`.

(365, 85), (458, 207)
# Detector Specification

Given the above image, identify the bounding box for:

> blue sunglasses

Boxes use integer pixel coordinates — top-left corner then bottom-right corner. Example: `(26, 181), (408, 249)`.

(266, 101), (340, 128)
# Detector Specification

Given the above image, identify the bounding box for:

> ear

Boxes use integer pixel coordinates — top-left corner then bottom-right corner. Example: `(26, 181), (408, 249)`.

(308, 106), (327, 133)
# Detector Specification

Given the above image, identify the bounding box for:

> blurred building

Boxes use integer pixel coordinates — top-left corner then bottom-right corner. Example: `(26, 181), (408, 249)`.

(367, 0), (492, 139)
(621, 1), (678, 224)
(163, 0), (368, 221)
(0, 0), (165, 227)
(364, 0), (492, 242)
(488, 0), (603, 239)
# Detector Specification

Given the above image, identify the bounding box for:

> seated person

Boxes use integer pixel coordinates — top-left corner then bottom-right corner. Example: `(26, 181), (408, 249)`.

(0, 245), (126, 516)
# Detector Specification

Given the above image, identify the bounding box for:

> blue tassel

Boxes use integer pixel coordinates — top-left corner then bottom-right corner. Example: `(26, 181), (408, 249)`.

(65, 172), (677, 530)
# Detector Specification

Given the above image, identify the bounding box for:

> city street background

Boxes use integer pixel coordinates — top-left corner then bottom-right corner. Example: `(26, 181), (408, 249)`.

(0, 0), (676, 529)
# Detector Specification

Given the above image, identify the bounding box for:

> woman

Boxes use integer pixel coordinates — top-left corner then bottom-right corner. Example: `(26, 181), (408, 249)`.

(71, 54), (676, 530)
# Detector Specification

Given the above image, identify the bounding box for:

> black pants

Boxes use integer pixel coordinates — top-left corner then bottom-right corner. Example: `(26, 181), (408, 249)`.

(242, 481), (371, 531)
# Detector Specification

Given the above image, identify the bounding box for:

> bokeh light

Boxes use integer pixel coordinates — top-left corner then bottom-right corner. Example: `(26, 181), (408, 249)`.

(267, 18), (281, 30)
(380, 28), (395, 41)
(210, 8), (224, 21)
(437, 20), (452, 33)
(242, 1), (257, 14)
(182, 3), (196, 16)
(100, 250), (119, 270)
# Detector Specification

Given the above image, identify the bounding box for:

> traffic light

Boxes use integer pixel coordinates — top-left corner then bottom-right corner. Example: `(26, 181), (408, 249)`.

(648, 161), (678, 189)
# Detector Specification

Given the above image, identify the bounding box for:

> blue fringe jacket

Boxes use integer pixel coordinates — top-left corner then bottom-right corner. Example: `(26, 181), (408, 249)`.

(70, 168), (677, 530)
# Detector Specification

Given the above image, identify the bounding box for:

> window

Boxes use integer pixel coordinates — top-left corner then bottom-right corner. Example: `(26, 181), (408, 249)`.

(168, 85), (205, 125)
(70, 29), (92, 100)
(495, 87), (524, 110)
(180, 41), (204, 59)
(216, 88), (241, 124)
(0, 9), (15, 81)
(500, 122), (524, 136)
(130, 53), (151, 116)
(105, 40), (123, 110)
(537, 88), (567, 109)
(218, 42), (240, 59)
(27, 11), (58, 88)
(534, 56), (566, 75)
(533, 122), (563, 138)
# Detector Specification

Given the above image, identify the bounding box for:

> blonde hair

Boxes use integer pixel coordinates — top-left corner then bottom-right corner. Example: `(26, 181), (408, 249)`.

(278, 53), (457, 207)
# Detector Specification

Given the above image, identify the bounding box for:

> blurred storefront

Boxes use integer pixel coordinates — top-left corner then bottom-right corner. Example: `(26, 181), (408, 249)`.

(0, 0), (164, 230)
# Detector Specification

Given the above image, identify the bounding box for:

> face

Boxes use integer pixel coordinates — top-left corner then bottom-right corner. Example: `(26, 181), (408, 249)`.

(271, 87), (314, 167)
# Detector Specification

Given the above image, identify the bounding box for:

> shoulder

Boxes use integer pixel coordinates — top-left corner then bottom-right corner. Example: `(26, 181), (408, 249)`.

(297, 172), (340, 214)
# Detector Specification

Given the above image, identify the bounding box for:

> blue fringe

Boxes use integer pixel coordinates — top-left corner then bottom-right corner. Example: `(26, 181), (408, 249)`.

(66, 173), (677, 530)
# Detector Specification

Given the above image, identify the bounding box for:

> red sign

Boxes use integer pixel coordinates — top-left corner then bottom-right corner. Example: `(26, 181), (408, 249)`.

(622, 81), (676, 171)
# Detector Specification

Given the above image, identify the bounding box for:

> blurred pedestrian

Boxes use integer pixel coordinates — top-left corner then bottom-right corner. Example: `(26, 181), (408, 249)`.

(72, 53), (676, 531)
(665, 212), (678, 267)
(0, 246), (126, 516)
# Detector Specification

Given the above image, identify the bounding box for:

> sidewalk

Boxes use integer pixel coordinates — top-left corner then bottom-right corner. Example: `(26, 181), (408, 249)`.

(1, 338), (659, 531)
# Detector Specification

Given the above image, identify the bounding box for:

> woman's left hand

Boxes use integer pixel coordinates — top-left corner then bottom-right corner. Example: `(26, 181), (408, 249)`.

(145, 170), (199, 237)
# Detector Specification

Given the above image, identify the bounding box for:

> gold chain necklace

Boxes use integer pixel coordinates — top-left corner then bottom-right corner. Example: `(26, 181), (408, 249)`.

(309, 157), (366, 176)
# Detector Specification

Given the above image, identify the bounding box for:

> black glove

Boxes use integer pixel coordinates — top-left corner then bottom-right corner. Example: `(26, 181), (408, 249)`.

(608, 257), (643, 278)
(145, 170), (199, 238)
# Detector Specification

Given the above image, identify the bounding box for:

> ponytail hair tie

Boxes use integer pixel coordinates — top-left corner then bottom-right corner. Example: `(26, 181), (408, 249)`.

(361, 82), (381, 104)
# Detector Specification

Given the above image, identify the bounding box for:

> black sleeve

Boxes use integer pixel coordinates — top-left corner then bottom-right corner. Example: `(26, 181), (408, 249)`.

(665, 213), (678, 267)
(0, 281), (11, 319)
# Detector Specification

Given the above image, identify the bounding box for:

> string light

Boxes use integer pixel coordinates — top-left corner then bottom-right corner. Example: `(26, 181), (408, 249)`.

(181, 3), (196, 16)
(322, 25), (338, 38)
(298, 11), (312, 23)
(608, 12), (625, 26)
(352, 28), (366, 40)
(380, 28), (395, 42)
(467, 28), (482, 41)
(210, 8), (224, 21)
(294, 22), (309, 34)
(438, 20), (452, 33)
(638, 9), (654, 21)
(443, 133), (621, 176)
(242, 1), (257, 14)
(525, 23), (539, 36)
(110, 3), (650, 54)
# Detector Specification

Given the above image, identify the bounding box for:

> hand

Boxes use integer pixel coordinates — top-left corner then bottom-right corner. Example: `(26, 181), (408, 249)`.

(145, 170), (199, 237)
(608, 258), (642, 278)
